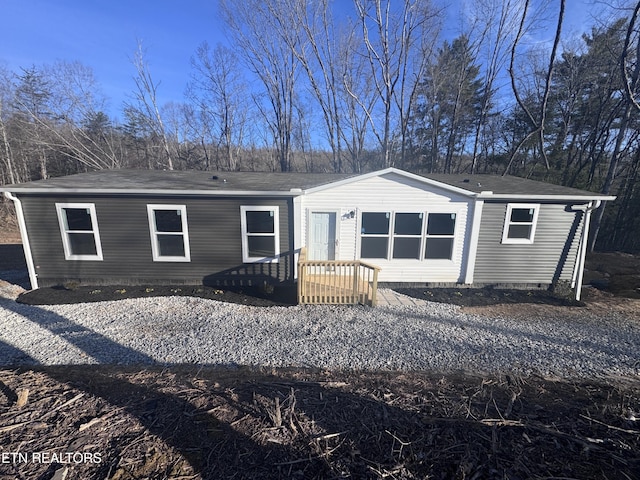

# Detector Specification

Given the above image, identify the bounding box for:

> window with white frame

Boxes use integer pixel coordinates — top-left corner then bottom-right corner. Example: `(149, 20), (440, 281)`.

(240, 206), (280, 262)
(392, 213), (423, 259)
(56, 203), (103, 261)
(147, 205), (191, 262)
(360, 212), (390, 259)
(360, 211), (458, 261)
(424, 213), (456, 259)
(502, 204), (539, 244)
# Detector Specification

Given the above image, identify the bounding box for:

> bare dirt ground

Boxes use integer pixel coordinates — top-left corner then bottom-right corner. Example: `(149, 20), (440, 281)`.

(1, 217), (639, 479)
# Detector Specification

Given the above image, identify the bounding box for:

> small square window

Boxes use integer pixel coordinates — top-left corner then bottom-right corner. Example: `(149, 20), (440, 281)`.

(427, 213), (456, 236)
(246, 210), (275, 234)
(247, 236), (276, 258)
(362, 237), (389, 258)
(64, 208), (94, 231)
(361, 212), (389, 235)
(393, 237), (421, 259)
(154, 210), (184, 233)
(394, 213), (422, 236)
(425, 238), (454, 259)
(68, 233), (99, 256)
(502, 204), (539, 244)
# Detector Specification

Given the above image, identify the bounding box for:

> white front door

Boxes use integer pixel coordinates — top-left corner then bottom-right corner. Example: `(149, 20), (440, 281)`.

(309, 211), (336, 260)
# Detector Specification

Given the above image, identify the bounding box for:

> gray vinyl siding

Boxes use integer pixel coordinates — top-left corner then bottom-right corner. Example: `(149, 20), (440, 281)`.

(19, 194), (293, 287)
(473, 202), (584, 285)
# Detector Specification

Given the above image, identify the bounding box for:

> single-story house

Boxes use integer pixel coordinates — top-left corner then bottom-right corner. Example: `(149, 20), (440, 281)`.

(2, 168), (615, 300)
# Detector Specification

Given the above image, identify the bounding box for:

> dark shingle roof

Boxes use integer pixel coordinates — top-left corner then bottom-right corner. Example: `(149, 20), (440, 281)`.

(2, 168), (614, 200)
(422, 173), (605, 198)
(3, 169), (357, 194)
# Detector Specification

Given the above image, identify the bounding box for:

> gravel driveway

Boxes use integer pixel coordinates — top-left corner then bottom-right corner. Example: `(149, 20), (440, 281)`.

(1, 291), (639, 379)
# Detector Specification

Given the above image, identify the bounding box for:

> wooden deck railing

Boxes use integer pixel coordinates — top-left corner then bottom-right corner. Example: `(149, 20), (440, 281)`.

(297, 247), (381, 306)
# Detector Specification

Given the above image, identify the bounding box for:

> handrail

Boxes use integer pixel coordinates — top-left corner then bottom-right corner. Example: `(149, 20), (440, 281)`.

(297, 247), (380, 306)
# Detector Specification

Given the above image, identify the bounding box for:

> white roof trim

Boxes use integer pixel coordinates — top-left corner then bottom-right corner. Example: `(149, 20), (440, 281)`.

(302, 167), (477, 197)
(477, 193), (617, 201)
(2, 188), (302, 197)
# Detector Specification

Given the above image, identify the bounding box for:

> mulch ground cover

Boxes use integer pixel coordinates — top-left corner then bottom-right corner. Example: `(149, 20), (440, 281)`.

(16, 284), (579, 308)
(16, 283), (299, 307)
(1, 366), (639, 480)
(395, 286), (583, 307)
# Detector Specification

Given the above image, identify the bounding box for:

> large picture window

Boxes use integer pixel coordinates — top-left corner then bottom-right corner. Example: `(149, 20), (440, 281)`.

(147, 205), (191, 262)
(360, 211), (458, 261)
(425, 213), (456, 260)
(502, 204), (539, 244)
(56, 203), (103, 261)
(360, 212), (390, 259)
(240, 206), (280, 262)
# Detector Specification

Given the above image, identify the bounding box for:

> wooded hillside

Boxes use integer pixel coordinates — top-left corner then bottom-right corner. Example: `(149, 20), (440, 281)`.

(1, 0), (639, 252)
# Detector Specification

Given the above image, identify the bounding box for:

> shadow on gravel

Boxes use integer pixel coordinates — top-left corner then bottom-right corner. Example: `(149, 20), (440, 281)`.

(0, 338), (37, 364)
(388, 307), (639, 369)
(0, 299), (154, 365)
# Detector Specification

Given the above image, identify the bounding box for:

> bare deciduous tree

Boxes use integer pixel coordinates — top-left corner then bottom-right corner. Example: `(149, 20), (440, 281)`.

(340, 26), (378, 173)
(219, 0), (300, 172)
(352, 0), (439, 168)
(126, 42), (174, 170)
(622, 0), (640, 112)
(279, 0), (345, 171)
(188, 42), (248, 171)
(467, 0), (522, 173)
(503, 0), (565, 175)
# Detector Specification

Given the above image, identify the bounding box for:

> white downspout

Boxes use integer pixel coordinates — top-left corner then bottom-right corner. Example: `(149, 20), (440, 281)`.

(4, 192), (38, 290)
(574, 200), (600, 301)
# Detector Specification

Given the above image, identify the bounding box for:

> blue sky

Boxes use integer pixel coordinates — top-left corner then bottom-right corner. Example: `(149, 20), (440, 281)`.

(1, 0), (599, 121)
(1, 0), (225, 114)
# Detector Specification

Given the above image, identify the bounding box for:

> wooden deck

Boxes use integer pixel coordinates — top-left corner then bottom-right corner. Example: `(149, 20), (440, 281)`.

(297, 248), (380, 306)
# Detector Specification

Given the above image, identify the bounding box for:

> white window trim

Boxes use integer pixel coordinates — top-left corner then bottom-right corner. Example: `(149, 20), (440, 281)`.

(502, 203), (540, 244)
(147, 204), (191, 262)
(424, 211), (458, 261)
(240, 205), (280, 263)
(357, 210), (460, 262)
(391, 212), (424, 260)
(359, 211), (392, 259)
(55, 203), (104, 261)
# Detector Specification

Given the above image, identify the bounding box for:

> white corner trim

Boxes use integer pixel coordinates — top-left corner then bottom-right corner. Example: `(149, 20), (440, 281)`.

(292, 197), (302, 252)
(4, 192), (38, 289)
(464, 199), (484, 284)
